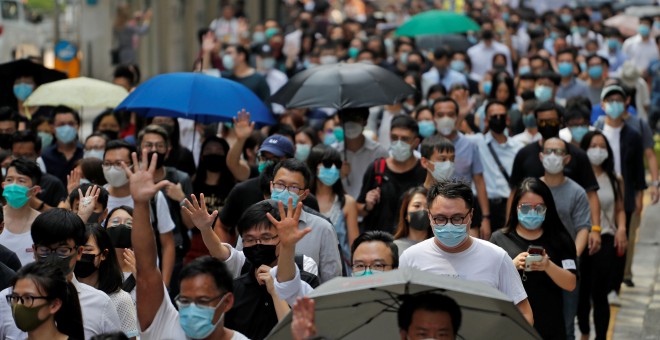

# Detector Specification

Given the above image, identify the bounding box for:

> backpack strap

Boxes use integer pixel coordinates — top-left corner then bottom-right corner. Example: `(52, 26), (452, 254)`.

(373, 158), (387, 187)
(122, 274), (136, 292)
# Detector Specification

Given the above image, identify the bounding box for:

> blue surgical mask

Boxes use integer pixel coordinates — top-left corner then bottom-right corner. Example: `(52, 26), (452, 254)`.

(560, 14), (572, 24)
(518, 66), (531, 75)
(558, 62), (574, 77)
(295, 144), (311, 162)
(607, 39), (620, 51)
(55, 125), (77, 144)
(534, 85), (553, 102)
(317, 165), (340, 186)
(517, 210), (545, 230)
(433, 223), (468, 248)
(522, 114), (537, 128)
(450, 60), (466, 73)
(37, 132), (53, 147)
(390, 140), (412, 162)
(348, 47), (360, 59)
(2, 183), (30, 209)
(569, 126), (589, 143)
(639, 24), (651, 37)
(84, 149), (105, 160)
(13, 83), (33, 101)
(399, 52), (409, 65)
(578, 26), (588, 35)
(252, 31), (266, 44)
(418, 121), (436, 138)
(178, 296), (226, 339)
(333, 127), (344, 143)
(605, 101), (625, 119)
(222, 54), (235, 70)
(323, 132), (337, 145)
(271, 187), (301, 206)
(588, 65), (603, 79)
(483, 81), (492, 96)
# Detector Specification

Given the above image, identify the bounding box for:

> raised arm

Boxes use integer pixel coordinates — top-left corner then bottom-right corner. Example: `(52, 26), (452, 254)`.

(226, 110), (254, 182)
(268, 199), (311, 284)
(182, 193), (231, 261)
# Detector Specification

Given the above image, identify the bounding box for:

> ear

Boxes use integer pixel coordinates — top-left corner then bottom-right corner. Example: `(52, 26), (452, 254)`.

(49, 298), (63, 315)
(100, 248), (108, 262)
(412, 136), (421, 149)
(300, 188), (310, 201)
(420, 157), (430, 170)
(98, 208), (108, 223)
(223, 292), (234, 313)
(28, 186), (41, 197)
(564, 154), (571, 165)
(76, 246), (83, 261)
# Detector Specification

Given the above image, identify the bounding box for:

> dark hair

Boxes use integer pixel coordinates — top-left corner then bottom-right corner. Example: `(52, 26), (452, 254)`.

(580, 131), (621, 202)
(31, 209), (87, 247)
(564, 99), (592, 123)
(113, 64), (141, 87)
(80, 158), (107, 186)
(0, 106), (20, 130)
(391, 114), (419, 137)
(394, 187), (432, 240)
(432, 96), (459, 115)
(11, 130), (41, 153)
(137, 124), (170, 149)
(146, 117), (182, 148)
(52, 106), (81, 125)
(11, 262), (84, 340)
(398, 293), (461, 336)
(104, 205), (134, 227)
(556, 48), (576, 61)
(268, 123), (296, 142)
(68, 183), (109, 210)
(307, 144), (346, 208)
(338, 107), (370, 123)
(85, 132), (110, 146)
(104, 139), (137, 162)
(484, 99), (509, 117)
(533, 100), (564, 120)
(536, 71), (561, 86)
(84, 224), (124, 294)
(92, 110), (121, 136)
(351, 231), (399, 269)
(420, 135), (454, 159)
(273, 159), (312, 189)
(295, 127), (321, 146)
(427, 180), (474, 211)
(90, 332), (129, 340)
(234, 44), (251, 64)
(179, 256), (234, 293)
(193, 136), (235, 190)
(586, 54), (609, 67)
(427, 84), (447, 99)
(489, 74), (516, 108)
(237, 200), (279, 236)
(8, 157), (41, 186)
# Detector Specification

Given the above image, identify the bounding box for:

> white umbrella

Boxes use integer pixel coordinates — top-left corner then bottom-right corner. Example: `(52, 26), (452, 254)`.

(24, 77), (129, 109)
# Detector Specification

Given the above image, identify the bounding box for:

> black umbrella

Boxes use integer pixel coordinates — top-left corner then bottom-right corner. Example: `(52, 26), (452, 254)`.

(415, 34), (474, 53)
(270, 63), (415, 110)
(0, 59), (68, 108)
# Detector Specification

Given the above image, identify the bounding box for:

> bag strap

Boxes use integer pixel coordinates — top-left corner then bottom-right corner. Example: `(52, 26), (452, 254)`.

(487, 141), (510, 183)
(122, 274), (136, 292)
(373, 158), (387, 187)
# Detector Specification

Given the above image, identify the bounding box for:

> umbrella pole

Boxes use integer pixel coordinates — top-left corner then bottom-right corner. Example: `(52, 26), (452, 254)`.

(342, 119), (350, 186)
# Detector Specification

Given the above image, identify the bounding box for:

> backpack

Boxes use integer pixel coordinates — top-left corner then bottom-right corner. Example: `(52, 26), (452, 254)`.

(373, 157), (387, 187)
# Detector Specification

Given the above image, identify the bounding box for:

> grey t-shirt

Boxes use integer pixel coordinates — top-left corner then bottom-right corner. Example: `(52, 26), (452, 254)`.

(546, 177), (592, 239)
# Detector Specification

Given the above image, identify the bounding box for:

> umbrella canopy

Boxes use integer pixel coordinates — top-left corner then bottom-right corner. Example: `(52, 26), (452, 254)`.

(24, 77), (129, 109)
(395, 10), (480, 37)
(116, 72), (275, 125)
(0, 59), (67, 108)
(266, 268), (540, 340)
(604, 13), (640, 37)
(271, 63), (415, 110)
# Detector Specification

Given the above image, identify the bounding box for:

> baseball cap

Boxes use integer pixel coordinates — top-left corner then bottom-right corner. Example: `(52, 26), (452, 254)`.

(600, 85), (626, 101)
(258, 135), (294, 158)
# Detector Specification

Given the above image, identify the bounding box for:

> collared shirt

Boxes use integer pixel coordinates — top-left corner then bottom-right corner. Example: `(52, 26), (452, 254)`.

(465, 133), (523, 199)
(421, 67), (468, 99)
(567, 30), (603, 49)
(623, 34), (660, 72)
(0, 275), (122, 339)
(452, 132), (484, 183)
(41, 143), (84, 186)
(334, 137), (390, 198)
(467, 41), (513, 81)
(511, 129), (542, 146)
(556, 78), (590, 101)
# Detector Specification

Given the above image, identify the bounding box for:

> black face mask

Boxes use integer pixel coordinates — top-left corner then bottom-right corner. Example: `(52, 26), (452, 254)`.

(408, 210), (430, 231)
(107, 224), (132, 249)
(203, 154), (227, 173)
(40, 253), (75, 276)
(0, 133), (12, 150)
(147, 151), (166, 169)
(99, 130), (119, 141)
(243, 244), (277, 268)
(481, 29), (494, 40)
(538, 125), (560, 141)
(73, 253), (98, 278)
(488, 115), (507, 134)
(88, 212), (102, 224)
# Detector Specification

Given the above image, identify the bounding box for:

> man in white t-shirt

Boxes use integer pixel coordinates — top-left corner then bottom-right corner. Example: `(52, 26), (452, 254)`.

(122, 152), (248, 340)
(399, 180), (534, 325)
(102, 140), (176, 288)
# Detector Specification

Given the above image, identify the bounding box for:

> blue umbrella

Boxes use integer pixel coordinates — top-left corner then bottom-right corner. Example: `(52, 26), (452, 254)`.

(115, 72), (275, 125)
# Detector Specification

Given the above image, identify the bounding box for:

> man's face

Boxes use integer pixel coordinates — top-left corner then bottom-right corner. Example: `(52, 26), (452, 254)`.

(12, 142), (38, 161)
(485, 103), (508, 129)
(540, 138), (569, 166)
(390, 127), (419, 150)
(535, 78), (555, 90)
(103, 148), (131, 167)
(271, 167), (309, 200)
(33, 239), (82, 274)
(84, 136), (106, 153)
(557, 53), (574, 65)
(352, 241), (395, 276)
(179, 274), (233, 325)
(54, 113), (79, 130)
(428, 196), (471, 229)
(402, 309), (455, 340)
(3, 167), (34, 190)
(112, 77), (132, 91)
(518, 79), (535, 95)
(0, 121), (17, 135)
(433, 56), (448, 70)
(530, 59), (545, 74)
(141, 133), (169, 159)
(242, 225), (279, 255)
(433, 102), (458, 120)
(536, 109), (560, 129)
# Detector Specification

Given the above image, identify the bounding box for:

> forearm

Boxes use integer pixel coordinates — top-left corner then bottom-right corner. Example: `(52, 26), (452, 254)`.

(575, 229), (589, 256)
(645, 148), (659, 181)
(200, 227), (231, 260)
(181, 207), (195, 229)
(516, 299), (534, 325)
(133, 201), (159, 273)
(272, 295), (291, 321)
(357, 203), (369, 217)
(587, 191), (601, 226)
(276, 245), (297, 283)
(159, 238), (175, 288)
(545, 262), (576, 291)
(227, 137), (250, 181)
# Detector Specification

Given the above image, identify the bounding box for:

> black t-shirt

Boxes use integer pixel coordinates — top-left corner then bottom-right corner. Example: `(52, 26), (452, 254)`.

(0, 243), (21, 271)
(509, 142), (599, 192)
(164, 145), (196, 177)
(357, 159), (427, 233)
(490, 230), (577, 340)
(38, 173), (67, 207)
(193, 180), (235, 216)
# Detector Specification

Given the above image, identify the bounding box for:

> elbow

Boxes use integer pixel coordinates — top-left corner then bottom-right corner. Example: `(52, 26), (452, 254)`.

(565, 275), (577, 292)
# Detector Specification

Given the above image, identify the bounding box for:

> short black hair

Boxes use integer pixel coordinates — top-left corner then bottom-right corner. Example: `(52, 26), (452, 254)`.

(398, 293), (462, 336)
(537, 71), (561, 86)
(432, 96), (459, 115)
(390, 114), (419, 137)
(92, 109), (121, 135)
(420, 135), (454, 159)
(484, 100), (508, 116)
(427, 84), (447, 99)
(104, 139), (137, 162)
(351, 231), (399, 269)
(52, 106), (81, 125)
(68, 183), (109, 210)
(556, 48), (576, 60)
(338, 107), (369, 122)
(433, 47), (452, 60)
(31, 209), (87, 247)
(585, 54), (609, 67)
(273, 159), (312, 189)
(11, 131), (41, 153)
(268, 123), (296, 142)
(0, 106), (20, 130)
(235, 44), (251, 63)
(8, 157), (41, 185)
(534, 100), (564, 120)
(427, 180), (474, 211)
(179, 256), (234, 293)
(237, 200), (279, 236)
(113, 64), (141, 87)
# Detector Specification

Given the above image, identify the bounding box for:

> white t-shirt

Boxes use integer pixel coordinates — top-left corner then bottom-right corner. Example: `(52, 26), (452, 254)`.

(141, 292), (249, 340)
(602, 124), (623, 175)
(399, 238), (528, 304)
(106, 191), (175, 234)
(0, 228), (34, 266)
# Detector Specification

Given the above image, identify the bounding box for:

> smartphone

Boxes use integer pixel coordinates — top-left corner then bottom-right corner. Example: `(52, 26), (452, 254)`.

(527, 245), (544, 256)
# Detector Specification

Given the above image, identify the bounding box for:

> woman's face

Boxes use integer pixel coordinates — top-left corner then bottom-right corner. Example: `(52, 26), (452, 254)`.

(98, 115), (120, 132)
(589, 134), (607, 149)
(12, 278), (58, 321)
(82, 235), (106, 268)
(295, 132), (313, 146)
(85, 136), (106, 152)
(496, 82), (510, 102)
(518, 192), (545, 211)
(202, 141), (226, 157)
(416, 109), (433, 122)
(108, 209), (133, 227)
(407, 193), (428, 215)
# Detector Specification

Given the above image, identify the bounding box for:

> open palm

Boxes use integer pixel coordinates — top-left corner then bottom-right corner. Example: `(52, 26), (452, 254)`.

(233, 109), (254, 140)
(267, 199), (311, 248)
(182, 193), (217, 230)
(122, 152), (170, 203)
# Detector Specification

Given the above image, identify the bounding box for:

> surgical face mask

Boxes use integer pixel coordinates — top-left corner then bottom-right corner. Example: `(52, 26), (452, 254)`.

(84, 149), (105, 160)
(519, 65), (531, 75)
(522, 114), (537, 128)
(558, 62), (573, 77)
(435, 117), (456, 136)
(11, 303), (50, 332)
(343, 122), (363, 139)
(482, 81), (492, 95)
(103, 166), (129, 187)
(390, 140), (412, 162)
(430, 160), (454, 181)
(258, 160), (273, 174)
(242, 244), (278, 267)
(588, 65), (603, 79)
(2, 183), (30, 209)
(147, 151), (166, 169)
(261, 57), (276, 70)
(541, 153), (565, 175)
(587, 147), (608, 166)
(639, 24), (650, 37)
(408, 210), (430, 231)
(450, 60), (465, 73)
(607, 39), (620, 51)
(179, 296), (227, 339)
(560, 14), (572, 24)
(320, 55), (338, 65)
(295, 144), (311, 162)
(433, 223), (468, 248)
(37, 132), (53, 148)
(534, 85), (553, 102)
(488, 114), (507, 134)
(73, 253), (98, 278)
(348, 47), (360, 59)
(578, 26), (588, 35)
(55, 125), (77, 144)
(222, 54), (235, 70)
(604, 101), (625, 119)
(399, 52), (409, 65)
(252, 31), (266, 44)
(323, 132), (337, 145)
(517, 210), (545, 230)
(569, 126), (589, 143)
(317, 165), (340, 186)
(13, 83), (34, 101)
(418, 121), (436, 138)
(107, 224), (132, 249)
(271, 187), (302, 206)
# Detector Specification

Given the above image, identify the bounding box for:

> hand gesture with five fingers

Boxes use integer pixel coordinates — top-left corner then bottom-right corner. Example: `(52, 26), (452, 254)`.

(291, 297), (317, 340)
(182, 193), (218, 230)
(122, 152), (171, 203)
(266, 198), (311, 248)
(77, 185), (101, 223)
(233, 109), (255, 141)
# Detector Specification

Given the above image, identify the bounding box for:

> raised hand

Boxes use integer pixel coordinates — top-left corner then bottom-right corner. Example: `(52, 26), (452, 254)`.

(202, 31), (216, 53)
(266, 198), (311, 248)
(77, 185), (100, 222)
(122, 152), (171, 204)
(232, 109), (255, 141)
(66, 168), (82, 195)
(291, 297), (317, 340)
(182, 193), (218, 230)
(123, 248), (137, 278)
(165, 183), (185, 203)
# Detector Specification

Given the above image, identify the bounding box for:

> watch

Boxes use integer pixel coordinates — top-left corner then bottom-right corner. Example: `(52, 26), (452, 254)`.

(651, 180), (660, 188)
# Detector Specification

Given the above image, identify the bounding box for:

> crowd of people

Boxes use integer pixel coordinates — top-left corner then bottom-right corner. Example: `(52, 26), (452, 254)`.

(1, 0), (660, 339)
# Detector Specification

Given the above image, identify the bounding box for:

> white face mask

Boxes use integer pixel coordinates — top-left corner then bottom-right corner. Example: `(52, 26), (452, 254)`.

(319, 55), (338, 65)
(344, 122), (363, 139)
(103, 166), (129, 187)
(542, 153), (565, 174)
(435, 117), (456, 136)
(430, 161), (455, 181)
(587, 147), (608, 166)
(84, 149), (105, 160)
(390, 140), (412, 162)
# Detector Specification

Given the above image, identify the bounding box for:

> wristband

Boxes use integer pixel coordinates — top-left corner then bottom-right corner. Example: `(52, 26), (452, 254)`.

(591, 225), (602, 233)
(482, 214), (490, 219)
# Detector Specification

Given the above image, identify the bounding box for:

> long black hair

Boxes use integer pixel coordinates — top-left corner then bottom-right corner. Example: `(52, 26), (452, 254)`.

(580, 130), (622, 202)
(192, 136), (235, 190)
(489, 71), (516, 109)
(11, 262), (84, 340)
(104, 205), (134, 227)
(306, 144), (346, 208)
(85, 224), (124, 294)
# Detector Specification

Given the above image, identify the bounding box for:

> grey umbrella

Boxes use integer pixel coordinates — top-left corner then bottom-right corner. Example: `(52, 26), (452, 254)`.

(270, 63), (416, 110)
(266, 268), (540, 340)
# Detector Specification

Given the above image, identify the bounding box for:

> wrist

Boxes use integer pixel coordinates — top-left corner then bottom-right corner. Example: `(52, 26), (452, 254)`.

(482, 214), (490, 219)
(591, 225), (602, 233)
(651, 180), (660, 188)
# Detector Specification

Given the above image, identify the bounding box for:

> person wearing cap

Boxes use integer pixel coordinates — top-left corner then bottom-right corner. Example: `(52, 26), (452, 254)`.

(421, 47), (468, 101)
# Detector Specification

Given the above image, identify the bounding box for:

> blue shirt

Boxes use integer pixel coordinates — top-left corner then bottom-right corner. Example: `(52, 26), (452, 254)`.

(556, 78), (590, 101)
(421, 67), (468, 98)
(452, 132), (483, 183)
(465, 133), (524, 199)
(648, 59), (660, 110)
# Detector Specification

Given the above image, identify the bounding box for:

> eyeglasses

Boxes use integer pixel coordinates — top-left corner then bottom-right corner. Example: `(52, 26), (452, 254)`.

(6, 294), (50, 308)
(542, 148), (567, 156)
(174, 294), (225, 308)
(35, 245), (76, 258)
(321, 159), (342, 169)
(430, 211), (471, 226)
(537, 119), (560, 128)
(142, 142), (167, 151)
(272, 182), (304, 195)
(243, 234), (279, 247)
(352, 263), (392, 276)
(518, 203), (547, 215)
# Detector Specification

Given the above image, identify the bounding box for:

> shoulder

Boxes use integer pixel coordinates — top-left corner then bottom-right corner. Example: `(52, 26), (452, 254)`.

(344, 194), (356, 206)
(401, 238), (434, 257)
(489, 230), (507, 244)
(301, 210), (333, 230)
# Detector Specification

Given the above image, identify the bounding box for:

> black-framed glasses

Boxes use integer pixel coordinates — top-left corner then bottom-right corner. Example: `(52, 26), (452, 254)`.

(243, 234), (279, 247)
(352, 263), (392, 276)
(321, 159), (342, 169)
(6, 294), (50, 307)
(430, 210), (471, 226)
(537, 119), (560, 128)
(518, 203), (547, 215)
(272, 182), (304, 195)
(174, 294), (225, 308)
(35, 246), (76, 258)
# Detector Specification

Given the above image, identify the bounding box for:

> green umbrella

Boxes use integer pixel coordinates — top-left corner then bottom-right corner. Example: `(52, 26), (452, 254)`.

(395, 10), (480, 37)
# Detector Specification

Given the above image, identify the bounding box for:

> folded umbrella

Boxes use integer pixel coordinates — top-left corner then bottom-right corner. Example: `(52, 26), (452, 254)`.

(24, 77), (129, 109)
